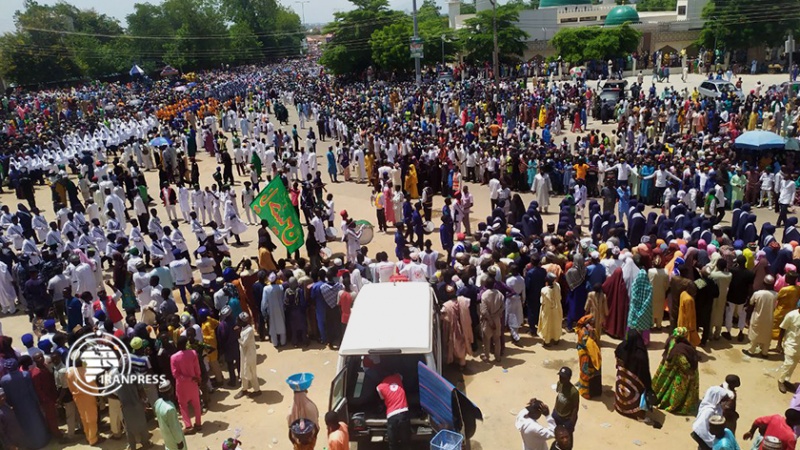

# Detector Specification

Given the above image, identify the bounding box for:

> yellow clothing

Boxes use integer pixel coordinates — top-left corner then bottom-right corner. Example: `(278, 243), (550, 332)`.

(202, 317), (220, 362)
(259, 246), (278, 272)
(774, 286), (800, 339)
(748, 112), (757, 131)
(538, 106), (546, 128)
(678, 292), (701, 347)
(405, 165), (419, 199)
(67, 367), (99, 445)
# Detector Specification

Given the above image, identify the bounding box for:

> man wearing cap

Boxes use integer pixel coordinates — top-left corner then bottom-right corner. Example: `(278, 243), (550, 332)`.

(154, 380), (187, 450)
(236, 312), (261, 399)
(552, 368), (579, 433)
(744, 275), (777, 358)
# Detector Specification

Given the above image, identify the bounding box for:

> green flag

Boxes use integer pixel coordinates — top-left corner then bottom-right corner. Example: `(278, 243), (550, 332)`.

(250, 178), (305, 253)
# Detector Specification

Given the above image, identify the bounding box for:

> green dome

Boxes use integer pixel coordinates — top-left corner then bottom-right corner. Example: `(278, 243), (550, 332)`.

(539, 0), (592, 8)
(604, 5), (640, 26)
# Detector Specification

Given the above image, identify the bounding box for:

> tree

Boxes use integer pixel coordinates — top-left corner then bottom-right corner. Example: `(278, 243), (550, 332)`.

(229, 23), (263, 63)
(219, 0), (303, 59)
(368, 1), (459, 72)
(460, 1), (476, 14)
(551, 23), (641, 64)
(458, 4), (529, 65)
(698, 0), (800, 50)
(633, 0), (677, 11)
(320, 0), (404, 75)
(370, 20), (414, 72)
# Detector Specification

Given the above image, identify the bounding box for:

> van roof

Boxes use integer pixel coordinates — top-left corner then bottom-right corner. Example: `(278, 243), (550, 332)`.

(338, 282), (434, 356)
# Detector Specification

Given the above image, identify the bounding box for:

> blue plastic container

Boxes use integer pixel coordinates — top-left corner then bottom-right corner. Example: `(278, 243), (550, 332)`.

(286, 372), (314, 391)
(430, 429), (464, 450)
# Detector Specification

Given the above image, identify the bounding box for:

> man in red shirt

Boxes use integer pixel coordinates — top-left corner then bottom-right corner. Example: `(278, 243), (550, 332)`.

(377, 373), (410, 449)
(743, 408), (800, 450)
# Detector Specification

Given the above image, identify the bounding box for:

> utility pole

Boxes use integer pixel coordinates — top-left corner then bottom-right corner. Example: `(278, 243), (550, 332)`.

(788, 33), (796, 82)
(491, 0), (499, 83)
(295, 1), (309, 28)
(441, 34), (446, 65)
(413, 0), (422, 86)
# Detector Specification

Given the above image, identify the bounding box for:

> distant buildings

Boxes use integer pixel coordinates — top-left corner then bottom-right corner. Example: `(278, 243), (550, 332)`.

(447, 0), (711, 61)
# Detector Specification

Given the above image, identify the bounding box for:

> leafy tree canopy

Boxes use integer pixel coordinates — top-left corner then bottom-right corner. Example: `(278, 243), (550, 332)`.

(0, 0), (302, 84)
(551, 23), (641, 64)
(457, 4), (529, 65)
(698, 0), (800, 50)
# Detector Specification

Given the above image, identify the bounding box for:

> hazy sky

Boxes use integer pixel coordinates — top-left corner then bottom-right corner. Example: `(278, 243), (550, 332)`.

(0, 0), (465, 33)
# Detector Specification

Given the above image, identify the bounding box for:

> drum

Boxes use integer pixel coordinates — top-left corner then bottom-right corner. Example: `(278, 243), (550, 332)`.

(319, 247), (333, 260)
(325, 226), (340, 242)
(423, 221), (435, 234)
(355, 220), (374, 245)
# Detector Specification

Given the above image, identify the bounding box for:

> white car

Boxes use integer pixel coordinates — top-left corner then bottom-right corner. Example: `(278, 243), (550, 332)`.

(698, 80), (745, 101)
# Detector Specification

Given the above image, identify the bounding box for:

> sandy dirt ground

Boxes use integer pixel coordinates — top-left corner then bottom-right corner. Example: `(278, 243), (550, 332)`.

(0, 72), (797, 450)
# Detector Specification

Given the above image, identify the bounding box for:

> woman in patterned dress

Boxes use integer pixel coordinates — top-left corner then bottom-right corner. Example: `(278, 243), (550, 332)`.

(575, 314), (602, 399)
(652, 327), (700, 415)
(614, 329), (651, 419)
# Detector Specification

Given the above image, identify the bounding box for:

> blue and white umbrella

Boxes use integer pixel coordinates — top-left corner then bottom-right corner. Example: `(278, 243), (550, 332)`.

(149, 137), (172, 147)
(129, 65), (145, 77)
(734, 130), (786, 150)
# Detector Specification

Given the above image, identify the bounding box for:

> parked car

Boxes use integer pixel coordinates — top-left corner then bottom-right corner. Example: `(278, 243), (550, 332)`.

(698, 79), (745, 101)
(600, 79), (628, 108)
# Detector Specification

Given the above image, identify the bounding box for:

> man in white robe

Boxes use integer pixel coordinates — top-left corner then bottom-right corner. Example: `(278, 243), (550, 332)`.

(235, 312), (261, 399)
(744, 275), (777, 358)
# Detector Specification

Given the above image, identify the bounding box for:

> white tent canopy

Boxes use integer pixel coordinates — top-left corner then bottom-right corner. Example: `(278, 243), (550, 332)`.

(129, 65), (145, 76)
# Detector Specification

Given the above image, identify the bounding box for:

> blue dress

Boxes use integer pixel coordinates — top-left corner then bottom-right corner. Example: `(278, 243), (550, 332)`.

(0, 369), (50, 449)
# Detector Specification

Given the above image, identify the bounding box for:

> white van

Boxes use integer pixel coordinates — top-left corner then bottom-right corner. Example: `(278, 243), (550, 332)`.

(328, 282), (481, 446)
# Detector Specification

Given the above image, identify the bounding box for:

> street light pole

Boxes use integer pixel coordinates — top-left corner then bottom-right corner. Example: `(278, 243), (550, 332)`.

(413, 0), (422, 86)
(295, 1), (309, 28)
(491, 0), (499, 83)
(441, 34), (446, 65)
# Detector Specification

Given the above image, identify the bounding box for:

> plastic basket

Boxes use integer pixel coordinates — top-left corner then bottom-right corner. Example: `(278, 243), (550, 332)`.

(430, 429), (464, 450)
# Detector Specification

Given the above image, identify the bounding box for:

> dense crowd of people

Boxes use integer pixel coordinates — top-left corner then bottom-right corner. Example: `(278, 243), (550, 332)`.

(1, 57), (800, 450)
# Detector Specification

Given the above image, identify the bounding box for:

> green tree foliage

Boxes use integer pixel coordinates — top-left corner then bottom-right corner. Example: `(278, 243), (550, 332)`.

(0, 0), (302, 84)
(219, 0), (303, 59)
(634, 0), (677, 12)
(369, 0), (459, 72)
(458, 4), (529, 65)
(698, 0), (800, 50)
(551, 23), (641, 64)
(506, 0), (540, 10)
(0, 0), (128, 84)
(460, 2), (476, 14)
(320, 0), (405, 75)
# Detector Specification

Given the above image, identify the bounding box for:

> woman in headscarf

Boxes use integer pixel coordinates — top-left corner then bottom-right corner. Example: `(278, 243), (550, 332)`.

(752, 250), (769, 291)
(628, 268), (653, 345)
(565, 253), (588, 329)
(575, 315), (602, 399)
(585, 283), (608, 337)
(691, 386), (734, 449)
(652, 327), (700, 415)
(772, 246), (794, 276)
(773, 271), (800, 340)
(0, 358), (50, 449)
(614, 330), (652, 420)
(620, 253), (639, 294)
(404, 163), (419, 199)
(603, 267), (629, 339)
